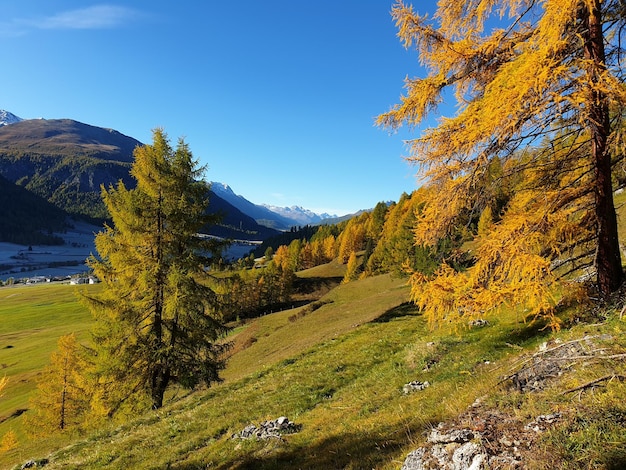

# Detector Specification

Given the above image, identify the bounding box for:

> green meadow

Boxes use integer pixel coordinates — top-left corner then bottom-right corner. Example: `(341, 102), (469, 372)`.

(0, 283), (97, 444)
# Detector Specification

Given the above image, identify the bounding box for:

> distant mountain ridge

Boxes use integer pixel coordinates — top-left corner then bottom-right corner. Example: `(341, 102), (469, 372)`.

(210, 182), (338, 230)
(261, 203), (336, 226)
(0, 118), (140, 163)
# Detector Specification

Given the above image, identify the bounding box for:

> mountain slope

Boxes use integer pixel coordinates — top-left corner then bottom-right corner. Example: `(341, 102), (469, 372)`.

(210, 182), (340, 230)
(205, 190), (280, 240)
(0, 118), (140, 162)
(0, 117), (279, 241)
(3, 270), (624, 469)
(210, 182), (296, 230)
(0, 119), (139, 221)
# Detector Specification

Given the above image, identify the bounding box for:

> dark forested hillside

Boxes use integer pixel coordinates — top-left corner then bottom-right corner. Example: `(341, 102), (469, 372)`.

(0, 174), (67, 245)
(203, 191), (280, 241)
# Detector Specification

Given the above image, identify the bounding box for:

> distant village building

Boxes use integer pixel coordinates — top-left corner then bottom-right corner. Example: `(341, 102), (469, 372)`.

(70, 276), (97, 285)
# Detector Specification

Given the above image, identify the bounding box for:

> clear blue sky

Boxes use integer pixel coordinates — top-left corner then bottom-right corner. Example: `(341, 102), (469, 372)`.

(0, 1), (439, 216)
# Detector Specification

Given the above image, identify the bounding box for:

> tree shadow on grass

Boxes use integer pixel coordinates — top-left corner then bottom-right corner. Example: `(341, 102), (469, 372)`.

(172, 420), (437, 470)
(372, 302), (419, 323)
(495, 316), (554, 347)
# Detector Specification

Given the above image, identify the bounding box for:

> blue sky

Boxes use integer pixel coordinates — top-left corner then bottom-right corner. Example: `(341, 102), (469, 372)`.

(1, 1), (439, 215)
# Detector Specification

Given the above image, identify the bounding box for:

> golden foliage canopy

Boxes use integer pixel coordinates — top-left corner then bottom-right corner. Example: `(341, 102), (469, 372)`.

(380, 0), (626, 326)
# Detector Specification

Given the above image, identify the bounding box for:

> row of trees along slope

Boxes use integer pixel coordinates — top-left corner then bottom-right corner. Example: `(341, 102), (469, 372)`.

(255, 189), (457, 285)
(377, 0), (626, 328)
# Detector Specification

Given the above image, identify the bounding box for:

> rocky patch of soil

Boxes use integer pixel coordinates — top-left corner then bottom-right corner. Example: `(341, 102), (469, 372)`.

(401, 335), (616, 469)
(231, 416), (301, 441)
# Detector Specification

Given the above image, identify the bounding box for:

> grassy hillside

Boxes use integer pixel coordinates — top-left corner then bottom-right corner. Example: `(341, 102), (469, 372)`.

(2, 191), (626, 467)
(1, 265), (624, 469)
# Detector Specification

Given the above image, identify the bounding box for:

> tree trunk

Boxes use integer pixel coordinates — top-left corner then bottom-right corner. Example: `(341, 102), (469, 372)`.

(151, 366), (170, 409)
(584, 0), (623, 296)
(60, 355), (68, 430)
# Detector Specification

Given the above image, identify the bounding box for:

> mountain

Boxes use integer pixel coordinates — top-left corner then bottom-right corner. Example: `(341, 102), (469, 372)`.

(261, 203), (337, 226)
(0, 109), (22, 126)
(210, 182), (296, 230)
(0, 117), (140, 163)
(0, 118), (140, 221)
(0, 116), (278, 243)
(204, 190), (280, 241)
(210, 182), (338, 230)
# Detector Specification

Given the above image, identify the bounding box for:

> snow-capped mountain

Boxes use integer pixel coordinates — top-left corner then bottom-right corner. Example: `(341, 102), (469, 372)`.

(0, 110), (23, 126)
(210, 182), (337, 230)
(261, 204), (336, 226)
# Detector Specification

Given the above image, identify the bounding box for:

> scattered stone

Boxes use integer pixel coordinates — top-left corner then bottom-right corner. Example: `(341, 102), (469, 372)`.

(471, 397), (484, 407)
(507, 336), (605, 392)
(524, 413), (562, 433)
(232, 416), (300, 440)
(401, 337), (603, 469)
(403, 380), (430, 394)
(20, 459), (48, 469)
(401, 425), (488, 470)
(400, 400), (564, 469)
(428, 426), (475, 444)
(469, 319), (489, 328)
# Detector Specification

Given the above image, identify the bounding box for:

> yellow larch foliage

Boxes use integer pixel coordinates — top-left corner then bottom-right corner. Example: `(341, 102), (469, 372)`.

(273, 244), (290, 272)
(322, 235), (337, 260)
(342, 251), (360, 284)
(381, 0), (625, 325)
(25, 334), (90, 436)
(0, 430), (18, 453)
(337, 217), (367, 263)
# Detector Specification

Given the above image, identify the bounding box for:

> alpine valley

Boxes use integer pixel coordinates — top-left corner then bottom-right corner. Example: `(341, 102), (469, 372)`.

(0, 110), (348, 278)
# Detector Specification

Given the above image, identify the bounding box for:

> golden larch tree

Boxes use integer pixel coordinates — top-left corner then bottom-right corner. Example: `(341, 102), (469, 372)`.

(25, 334), (88, 435)
(379, 1), (626, 325)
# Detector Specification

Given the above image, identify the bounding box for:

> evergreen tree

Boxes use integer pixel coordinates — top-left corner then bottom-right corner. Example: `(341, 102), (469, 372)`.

(83, 129), (228, 411)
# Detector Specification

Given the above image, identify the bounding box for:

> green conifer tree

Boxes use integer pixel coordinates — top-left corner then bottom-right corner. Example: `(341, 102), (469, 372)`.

(82, 129), (228, 411)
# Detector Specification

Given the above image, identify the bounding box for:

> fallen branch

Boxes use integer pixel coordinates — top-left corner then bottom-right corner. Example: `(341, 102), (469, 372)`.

(539, 353), (626, 361)
(561, 374), (626, 395)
